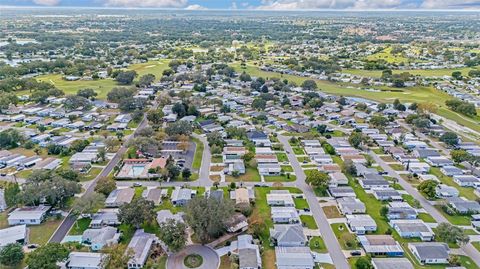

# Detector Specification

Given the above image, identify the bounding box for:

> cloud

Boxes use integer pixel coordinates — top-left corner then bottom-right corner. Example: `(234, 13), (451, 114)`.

(33, 0), (61, 6)
(185, 4), (207, 10)
(103, 0), (188, 8)
(421, 0), (480, 9)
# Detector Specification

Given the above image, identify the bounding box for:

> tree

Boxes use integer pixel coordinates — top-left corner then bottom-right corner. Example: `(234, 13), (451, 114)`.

(102, 244), (134, 269)
(115, 70), (137, 85)
(342, 160), (357, 176)
(207, 132), (225, 148)
(172, 102), (186, 118)
(251, 98), (266, 110)
(138, 74), (155, 87)
(451, 150), (472, 163)
(165, 121), (192, 137)
(369, 115), (389, 128)
(239, 72), (252, 82)
(380, 205), (389, 218)
(413, 118), (430, 129)
(182, 168), (192, 180)
(0, 243), (24, 267)
(167, 164), (181, 180)
(107, 87), (136, 103)
(440, 132), (459, 146)
(72, 192), (105, 216)
(305, 170), (330, 190)
(26, 243), (69, 269)
(348, 132), (363, 149)
(185, 196), (235, 243)
(301, 80), (317, 90)
(0, 129), (24, 149)
(4, 182), (21, 207)
(146, 109), (164, 125)
(436, 222), (469, 245)
(119, 197), (155, 228)
(94, 177), (117, 196)
(355, 257), (373, 269)
(158, 219), (188, 252)
(452, 71), (463, 80)
(417, 180), (438, 200)
(77, 88), (97, 100)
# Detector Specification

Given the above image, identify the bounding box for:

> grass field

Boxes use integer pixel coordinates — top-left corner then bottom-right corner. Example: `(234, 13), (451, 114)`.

(231, 62), (480, 134)
(294, 198), (309, 209)
(366, 47), (411, 64)
(191, 137), (204, 171)
(29, 217), (64, 245)
(263, 174), (296, 182)
(430, 167), (478, 200)
(322, 205), (342, 219)
(300, 215), (318, 229)
(226, 166), (261, 182)
(331, 223), (358, 250)
(309, 236), (327, 253)
(34, 59), (170, 100)
(69, 218), (91, 235)
(343, 67), (479, 78)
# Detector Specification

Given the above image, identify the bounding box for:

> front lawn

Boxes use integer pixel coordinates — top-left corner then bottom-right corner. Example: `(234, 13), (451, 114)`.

(191, 137), (204, 170)
(300, 215), (318, 229)
(331, 223), (358, 250)
(297, 156), (310, 163)
(276, 153), (288, 162)
(281, 165), (293, 172)
(292, 147), (305, 155)
(417, 213), (436, 223)
(390, 163), (405, 171)
(322, 206), (342, 219)
(294, 198), (309, 209)
(434, 205), (471, 225)
(309, 236), (327, 253)
(29, 217), (64, 245)
(211, 155), (223, 163)
(69, 218), (92, 235)
(264, 174), (296, 182)
(226, 167), (261, 182)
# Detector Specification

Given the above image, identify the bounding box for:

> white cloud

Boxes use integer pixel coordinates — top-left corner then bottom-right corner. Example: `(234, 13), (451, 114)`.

(185, 4), (207, 10)
(231, 1), (238, 9)
(33, 0), (61, 6)
(421, 0), (480, 9)
(103, 0), (188, 8)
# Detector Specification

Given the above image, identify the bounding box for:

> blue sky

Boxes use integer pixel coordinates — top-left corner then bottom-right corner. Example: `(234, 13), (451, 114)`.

(2, 0), (480, 10)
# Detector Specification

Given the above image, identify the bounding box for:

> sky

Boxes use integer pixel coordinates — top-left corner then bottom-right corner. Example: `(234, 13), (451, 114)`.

(1, 0), (480, 10)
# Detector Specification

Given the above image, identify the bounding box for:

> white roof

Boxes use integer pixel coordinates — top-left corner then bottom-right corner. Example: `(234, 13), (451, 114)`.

(68, 252), (106, 268)
(0, 225), (27, 247)
(8, 205), (51, 221)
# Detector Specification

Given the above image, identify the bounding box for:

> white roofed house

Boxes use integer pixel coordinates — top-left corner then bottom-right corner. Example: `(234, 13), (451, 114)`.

(275, 247), (314, 269)
(0, 225), (28, 249)
(453, 175), (479, 187)
(67, 252), (108, 269)
(270, 224), (307, 247)
(8, 205), (51, 226)
(337, 197), (366, 215)
(171, 187), (196, 206)
(346, 214), (377, 235)
(408, 242), (449, 265)
(271, 207), (300, 224)
(127, 229), (158, 269)
(266, 190), (294, 207)
(237, 234), (261, 269)
(389, 220), (434, 241)
(0, 189), (6, 212)
(105, 188), (135, 208)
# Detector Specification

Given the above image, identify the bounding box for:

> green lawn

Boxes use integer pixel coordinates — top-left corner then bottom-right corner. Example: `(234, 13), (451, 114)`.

(434, 205), (471, 225)
(309, 236), (327, 253)
(211, 155), (223, 163)
(294, 198), (309, 209)
(343, 66), (478, 78)
(417, 213), (436, 223)
(35, 74), (118, 99)
(226, 166), (261, 182)
(430, 167), (478, 200)
(276, 153), (288, 162)
(297, 156), (310, 163)
(300, 215), (318, 229)
(69, 218), (91, 235)
(264, 174), (296, 182)
(366, 47), (412, 64)
(0, 211), (9, 229)
(191, 137), (204, 171)
(29, 217), (64, 245)
(331, 223), (359, 250)
(281, 165), (293, 172)
(390, 163), (405, 171)
(292, 147), (305, 155)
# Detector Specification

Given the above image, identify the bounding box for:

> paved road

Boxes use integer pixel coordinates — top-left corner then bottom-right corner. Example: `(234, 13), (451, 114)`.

(369, 150), (480, 267)
(49, 103), (153, 243)
(167, 245), (219, 269)
(277, 134), (350, 269)
(191, 133), (212, 187)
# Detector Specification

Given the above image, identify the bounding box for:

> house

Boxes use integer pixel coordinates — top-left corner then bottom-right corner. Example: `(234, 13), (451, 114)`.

(371, 258), (414, 269)
(446, 197), (480, 214)
(90, 209), (120, 228)
(436, 184), (459, 198)
(271, 207), (300, 224)
(105, 188), (135, 208)
(329, 172), (349, 187)
(440, 166), (464, 177)
(142, 188), (163, 205)
(337, 197), (366, 214)
(414, 149), (441, 159)
(127, 229), (158, 269)
(390, 220), (434, 241)
(425, 157), (453, 167)
(453, 175), (479, 187)
(372, 189), (403, 201)
(171, 188), (196, 206)
(359, 179), (390, 190)
(270, 224), (307, 247)
(358, 235), (403, 256)
(346, 214), (377, 234)
(230, 188), (255, 205)
(0, 225), (28, 248)
(156, 210), (184, 225)
(82, 226), (121, 251)
(8, 205), (51, 225)
(258, 163), (282, 176)
(267, 190), (294, 206)
(114, 114), (132, 123)
(274, 247), (314, 269)
(225, 213), (248, 233)
(238, 235), (261, 269)
(408, 162), (430, 174)
(329, 186), (356, 198)
(408, 242), (449, 265)
(387, 202), (418, 220)
(67, 252), (108, 269)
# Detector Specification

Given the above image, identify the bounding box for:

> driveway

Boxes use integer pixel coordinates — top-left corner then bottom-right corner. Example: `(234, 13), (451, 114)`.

(167, 245), (219, 269)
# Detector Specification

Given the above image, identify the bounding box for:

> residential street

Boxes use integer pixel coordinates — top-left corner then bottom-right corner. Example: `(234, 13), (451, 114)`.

(369, 150), (480, 267)
(277, 134), (350, 269)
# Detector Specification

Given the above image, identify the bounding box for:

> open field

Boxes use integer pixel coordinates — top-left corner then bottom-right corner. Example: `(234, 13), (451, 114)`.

(34, 59), (170, 100)
(343, 67), (479, 78)
(366, 47), (412, 64)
